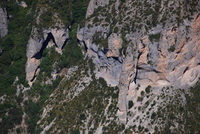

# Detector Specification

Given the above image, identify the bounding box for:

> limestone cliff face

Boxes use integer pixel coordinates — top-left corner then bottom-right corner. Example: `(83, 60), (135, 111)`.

(26, 27), (69, 83)
(77, 0), (200, 130)
(25, 5), (69, 84)
(77, 26), (122, 86)
(20, 0), (200, 133)
(0, 7), (8, 38)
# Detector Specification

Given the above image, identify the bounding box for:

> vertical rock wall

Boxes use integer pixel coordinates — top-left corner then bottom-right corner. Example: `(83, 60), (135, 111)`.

(0, 7), (8, 38)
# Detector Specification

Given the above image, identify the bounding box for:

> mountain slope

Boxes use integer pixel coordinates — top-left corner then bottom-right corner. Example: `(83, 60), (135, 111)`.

(0, 0), (200, 133)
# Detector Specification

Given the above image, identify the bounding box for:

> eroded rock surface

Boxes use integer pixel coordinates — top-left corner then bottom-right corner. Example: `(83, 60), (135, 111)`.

(0, 7), (8, 38)
(26, 26), (69, 83)
(77, 25), (122, 86)
(22, 0), (200, 133)
(78, 0), (200, 129)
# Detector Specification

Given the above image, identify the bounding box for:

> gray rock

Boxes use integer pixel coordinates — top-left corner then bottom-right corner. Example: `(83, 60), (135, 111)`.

(0, 8), (8, 38)
(117, 46), (137, 123)
(43, 28), (69, 49)
(26, 27), (44, 58)
(78, 0), (200, 127)
(107, 33), (122, 57)
(26, 26), (69, 83)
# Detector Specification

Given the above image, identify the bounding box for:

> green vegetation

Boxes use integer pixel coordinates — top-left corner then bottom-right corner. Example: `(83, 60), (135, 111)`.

(155, 81), (200, 133)
(0, 1), (33, 95)
(31, 68), (120, 133)
(121, 32), (129, 47)
(1, 0), (200, 133)
(145, 85), (151, 94)
(128, 100), (134, 109)
(92, 32), (108, 48)
(147, 60), (153, 66)
(0, 0), (88, 133)
(26, 24), (83, 134)
(149, 33), (161, 42)
(137, 96), (143, 102)
(141, 91), (145, 96)
(37, 0), (90, 28)
(113, 26), (119, 33)
(183, 82), (200, 133)
(168, 45), (175, 52)
(0, 1), (34, 132)
(0, 103), (23, 133)
(26, 73), (62, 133)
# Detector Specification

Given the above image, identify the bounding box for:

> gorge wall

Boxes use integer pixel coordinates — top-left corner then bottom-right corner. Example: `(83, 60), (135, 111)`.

(0, 0), (200, 133)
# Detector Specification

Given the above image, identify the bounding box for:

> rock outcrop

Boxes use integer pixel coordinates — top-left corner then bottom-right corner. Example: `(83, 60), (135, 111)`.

(117, 46), (137, 124)
(77, 26), (122, 86)
(19, 0), (200, 133)
(0, 7), (8, 38)
(118, 13), (200, 123)
(106, 33), (122, 57)
(43, 28), (69, 50)
(26, 26), (69, 84)
(18, 1), (27, 8)
(79, 0), (200, 127)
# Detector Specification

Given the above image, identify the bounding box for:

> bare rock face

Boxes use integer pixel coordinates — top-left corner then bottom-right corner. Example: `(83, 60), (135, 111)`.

(107, 33), (122, 57)
(26, 28), (44, 58)
(19, 1), (27, 8)
(26, 26), (69, 84)
(26, 27), (44, 83)
(16, 0), (28, 8)
(152, 14), (200, 89)
(77, 26), (122, 86)
(120, 13), (200, 124)
(78, 0), (200, 128)
(117, 46), (137, 124)
(44, 28), (69, 49)
(26, 58), (40, 83)
(0, 7), (8, 38)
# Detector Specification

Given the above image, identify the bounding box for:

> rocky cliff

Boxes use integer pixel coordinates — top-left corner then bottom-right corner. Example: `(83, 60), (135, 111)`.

(25, 4), (70, 84)
(1, 0), (200, 133)
(0, 7), (8, 38)
(78, 0), (200, 127)
(26, 26), (69, 84)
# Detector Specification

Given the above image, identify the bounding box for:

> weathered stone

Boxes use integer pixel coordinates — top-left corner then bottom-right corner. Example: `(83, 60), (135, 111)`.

(0, 8), (8, 38)
(26, 26), (69, 83)
(106, 33), (122, 57)
(18, 1), (28, 8)
(77, 0), (200, 123)
(25, 58), (40, 82)
(117, 46), (137, 123)
(44, 28), (69, 49)
(26, 28), (44, 58)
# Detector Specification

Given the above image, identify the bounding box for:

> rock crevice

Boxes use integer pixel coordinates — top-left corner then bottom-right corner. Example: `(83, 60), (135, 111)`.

(26, 27), (69, 84)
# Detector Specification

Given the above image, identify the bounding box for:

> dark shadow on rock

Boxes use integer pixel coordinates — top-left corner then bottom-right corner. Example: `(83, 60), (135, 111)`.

(33, 32), (55, 59)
